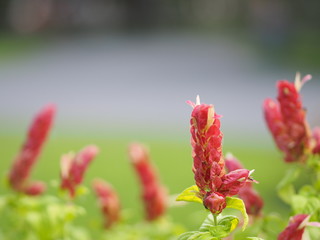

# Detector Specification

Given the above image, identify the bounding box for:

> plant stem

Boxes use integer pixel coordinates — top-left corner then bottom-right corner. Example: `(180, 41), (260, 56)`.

(213, 214), (218, 226)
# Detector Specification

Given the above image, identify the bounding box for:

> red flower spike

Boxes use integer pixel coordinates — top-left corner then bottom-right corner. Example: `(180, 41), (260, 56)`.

(264, 74), (312, 163)
(278, 214), (310, 240)
(189, 98), (224, 196)
(225, 154), (264, 216)
(188, 97), (255, 215)
(60, 145), (99, 198)
(312, 127), (320, 155)
(128, 143), (167, 221)
(8, 104), (56, 195)
(92, 179), (121, 229)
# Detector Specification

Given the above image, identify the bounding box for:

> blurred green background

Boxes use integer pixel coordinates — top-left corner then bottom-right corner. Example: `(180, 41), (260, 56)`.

(0, 0), (320, 233)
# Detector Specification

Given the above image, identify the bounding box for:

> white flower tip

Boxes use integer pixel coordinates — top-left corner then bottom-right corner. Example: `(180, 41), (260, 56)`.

(196, 95), (201, 105)
(225, 152), (234, 160)
(294, 72), (312, 91)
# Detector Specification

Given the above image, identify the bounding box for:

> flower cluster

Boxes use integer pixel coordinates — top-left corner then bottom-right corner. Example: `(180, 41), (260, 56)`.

(188, 96), (255, 215)
(60, 145), (99, 198)
(224, 153), (263, 217)
(263, 73), (317, 162)
(128, 143), (167, 221)
(8, 104), (56, 195)
(92, 179), (121, 228)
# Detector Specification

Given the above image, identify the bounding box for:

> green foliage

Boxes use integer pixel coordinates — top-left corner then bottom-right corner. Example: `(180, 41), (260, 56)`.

(176, 185), (203, 204)
(177, 214), (240, 240)
(277, 165), (301, 204)
(101, 217), (184, 240)
(0, 193), (88, 240)
(225, 197), (248, 230)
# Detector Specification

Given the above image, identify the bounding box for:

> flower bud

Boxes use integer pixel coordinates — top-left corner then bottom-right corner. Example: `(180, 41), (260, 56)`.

(203, 192), (226, 215)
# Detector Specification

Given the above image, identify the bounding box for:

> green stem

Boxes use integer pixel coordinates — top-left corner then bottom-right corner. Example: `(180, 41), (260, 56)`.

(213, 214), (218, 226)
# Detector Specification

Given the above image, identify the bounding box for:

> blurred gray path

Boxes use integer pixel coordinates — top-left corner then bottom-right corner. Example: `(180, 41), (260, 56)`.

(1, 33), (319, 138)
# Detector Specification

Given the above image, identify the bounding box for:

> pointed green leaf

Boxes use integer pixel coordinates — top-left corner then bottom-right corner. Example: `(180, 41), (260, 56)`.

(178, 232), (198, 240)
(226, 197), (248, 231)
(218, 215), (239, 234)
(277, 165), (301, 204)
(246, 237), (264, 240)
(199, 214), (215, 232)
(278, 184), (295, 205)
(177, 231), (215, 240)
(176, 185), (203, 204)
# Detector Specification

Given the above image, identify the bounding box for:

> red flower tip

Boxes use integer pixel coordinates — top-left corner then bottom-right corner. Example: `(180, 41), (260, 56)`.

(8, 104), (56, 195)
(92, 179), (121, 229)
(219, 169), (251, 196)
(60, 145), (99, 198)
(294, 72), (312, 92)
(278, 214), (310, 240)
(187, 95), (201, 108)
(264, 75), (312, 163)
(225, 153), (243, 172)
(128, 143), (167, 221)
(224, 154), (263, 216)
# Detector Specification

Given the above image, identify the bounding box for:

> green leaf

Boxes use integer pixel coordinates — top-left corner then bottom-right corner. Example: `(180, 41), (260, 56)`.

(199, 214), (215, 232)
(218, 215), (239, 234)
(277, 165), (301, 204)
(292, 195), (308, 213)
(176, 185), (203, 204)
(298, 185), (316, 197)
(246, 237), (264, 240)
(177, 231), (215, 240)
(292, 195), (320, 216)
(304, 197), (320, 216)
(199, 214), (239, 236)
(226, 197), (248, 231)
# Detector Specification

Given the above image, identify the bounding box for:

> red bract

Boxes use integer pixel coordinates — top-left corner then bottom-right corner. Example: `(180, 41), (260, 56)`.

(8, 104), (56, 195)
(188, 97), (254, 214)
(278, 214), (312, 240)
(312, 127), (320, 155)
(225, 154), (263, 216)
(128, 143), (167, 221)
(60, 145), (99, 198)
(263, 74), (312, 162)
(92, 179), (121, 229)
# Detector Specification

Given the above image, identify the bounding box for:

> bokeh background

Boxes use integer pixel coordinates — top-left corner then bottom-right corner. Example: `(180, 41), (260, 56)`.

(1, 0), (320, 231)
